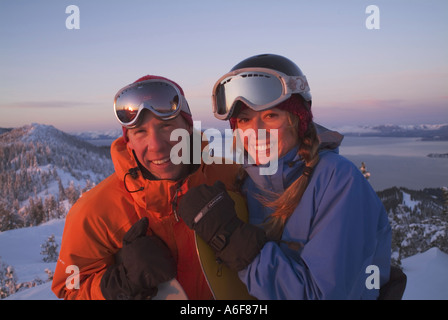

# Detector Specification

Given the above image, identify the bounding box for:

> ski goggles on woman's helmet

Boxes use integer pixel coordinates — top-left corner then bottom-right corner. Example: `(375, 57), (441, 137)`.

(114, 79), (191, 128)
(212, 67), (311, 120)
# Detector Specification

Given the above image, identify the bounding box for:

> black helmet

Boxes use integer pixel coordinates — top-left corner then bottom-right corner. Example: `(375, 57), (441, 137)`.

(230, 54), (312, 102)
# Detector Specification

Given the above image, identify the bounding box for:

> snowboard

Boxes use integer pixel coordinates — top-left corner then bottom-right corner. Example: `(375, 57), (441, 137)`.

(195, 191), (256, 300)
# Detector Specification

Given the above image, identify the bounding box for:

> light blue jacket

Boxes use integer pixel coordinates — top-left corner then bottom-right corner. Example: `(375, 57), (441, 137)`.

(238, 127), (391, 299)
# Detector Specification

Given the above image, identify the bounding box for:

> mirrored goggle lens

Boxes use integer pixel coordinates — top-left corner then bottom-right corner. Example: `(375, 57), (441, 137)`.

(215, 72), (283, 116)
(115, 82), (180, 124)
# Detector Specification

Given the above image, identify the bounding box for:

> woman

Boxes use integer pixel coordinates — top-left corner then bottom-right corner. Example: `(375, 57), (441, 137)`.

(179, 54), (394, 299)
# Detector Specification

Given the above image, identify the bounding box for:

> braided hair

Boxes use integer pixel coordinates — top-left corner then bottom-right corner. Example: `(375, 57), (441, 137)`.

(233, 94), (320, 241)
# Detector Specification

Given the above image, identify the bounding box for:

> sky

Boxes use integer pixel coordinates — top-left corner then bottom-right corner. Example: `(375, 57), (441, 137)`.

(0, 0), (447, 133)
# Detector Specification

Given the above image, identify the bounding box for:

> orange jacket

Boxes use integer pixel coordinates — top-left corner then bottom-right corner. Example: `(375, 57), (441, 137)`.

(52, 136), (240, 300)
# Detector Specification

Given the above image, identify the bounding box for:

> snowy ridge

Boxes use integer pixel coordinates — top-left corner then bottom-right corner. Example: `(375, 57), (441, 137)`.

(72, 128), (122, 141)
(335, 123), (448, 133)
(334, 123), (448, 140)
(401, 247), (448, 300)
(0, 124), (116, 299)
(0, 123), (114, 231)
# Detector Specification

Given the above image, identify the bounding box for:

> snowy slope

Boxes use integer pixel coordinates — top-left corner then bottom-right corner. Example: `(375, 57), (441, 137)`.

(1, 218), (448, 300)
(0, 123), (114, 233)
(401, 247), (448, 300)
(335, 123), (448, 139)
(0, 219), (64, 300)
(3, 282), (56, 300)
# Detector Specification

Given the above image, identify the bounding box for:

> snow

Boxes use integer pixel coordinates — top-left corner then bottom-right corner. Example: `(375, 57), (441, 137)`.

(401, 247), (448, 300)
(333, 125), (381, 134)
(1, 218), (448, 300)
(0, 219), (64, 286)
(334, 123), (448, 134)
(401, 191), (419, 211)
(4, 281), (56, 300)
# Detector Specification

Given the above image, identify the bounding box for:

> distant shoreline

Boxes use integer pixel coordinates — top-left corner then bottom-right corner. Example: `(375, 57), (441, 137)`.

(427, 153), (448, 158)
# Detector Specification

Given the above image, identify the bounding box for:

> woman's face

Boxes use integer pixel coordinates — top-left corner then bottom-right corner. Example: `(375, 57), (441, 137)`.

(234, 107), (299, 165)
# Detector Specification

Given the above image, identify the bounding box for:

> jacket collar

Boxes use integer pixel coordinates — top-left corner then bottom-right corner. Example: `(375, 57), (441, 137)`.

(110, 131), (210, 212)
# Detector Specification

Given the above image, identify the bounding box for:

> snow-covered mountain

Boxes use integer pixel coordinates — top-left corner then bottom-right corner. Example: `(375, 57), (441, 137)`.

(335, 123), (448, 140)
(70, 123), (448, 141)
(0, 123), (114, 231)
(71, 128), (121, 142)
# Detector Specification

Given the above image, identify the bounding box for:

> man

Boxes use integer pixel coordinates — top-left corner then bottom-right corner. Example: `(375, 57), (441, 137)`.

(51, 75), (239, 300)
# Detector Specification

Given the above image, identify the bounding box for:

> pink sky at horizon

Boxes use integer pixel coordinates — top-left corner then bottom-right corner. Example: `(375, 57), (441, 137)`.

(1, 1), (447, 133)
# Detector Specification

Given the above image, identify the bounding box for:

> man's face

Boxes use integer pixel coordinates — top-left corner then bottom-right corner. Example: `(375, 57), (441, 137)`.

(127, 111), (192, 181)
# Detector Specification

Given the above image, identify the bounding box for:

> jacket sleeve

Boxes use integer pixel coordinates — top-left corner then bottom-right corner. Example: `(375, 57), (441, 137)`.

(238, 158), (391, 299)
(51, 193), (129, 300)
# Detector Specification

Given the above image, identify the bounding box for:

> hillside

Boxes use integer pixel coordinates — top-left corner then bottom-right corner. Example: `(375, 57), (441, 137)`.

(0, 123), (114, 231)
(378, 187), (448, 266)
(337, 123), (448, 140)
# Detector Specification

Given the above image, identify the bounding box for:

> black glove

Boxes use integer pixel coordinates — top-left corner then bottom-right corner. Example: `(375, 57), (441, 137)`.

(178, 181), (267, 271)
(100, 217), (177, 300)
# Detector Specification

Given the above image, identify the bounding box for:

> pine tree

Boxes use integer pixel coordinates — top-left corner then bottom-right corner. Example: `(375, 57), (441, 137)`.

(40, 234), (59, 263)
(65, 181), (80, 205)
(442, 186), (448, 218)
(44, 268), (54, 281)
(58, 178), (66, 201)
(0, 203), (10, 232)
(0, 203), (22, 232)
(0, 257), (18, 299)
(44, 195), (58, 221)
(27, 197), (45, 226)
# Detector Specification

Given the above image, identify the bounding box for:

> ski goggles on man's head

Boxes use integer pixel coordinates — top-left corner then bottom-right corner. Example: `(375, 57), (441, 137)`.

(114, 79), (191, 128)
(212, 67), (311, 120)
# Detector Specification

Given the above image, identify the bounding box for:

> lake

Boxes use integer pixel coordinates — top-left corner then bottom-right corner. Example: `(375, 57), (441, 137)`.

(339, 137), (448, 191)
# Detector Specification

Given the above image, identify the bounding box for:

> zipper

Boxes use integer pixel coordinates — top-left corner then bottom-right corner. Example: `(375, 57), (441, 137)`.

(172, 190), (179, 222)
(172, 181), (183, 222)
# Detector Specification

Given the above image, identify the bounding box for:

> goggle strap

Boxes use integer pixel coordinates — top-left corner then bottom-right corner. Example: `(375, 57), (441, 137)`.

(285, 75), (310, 93)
